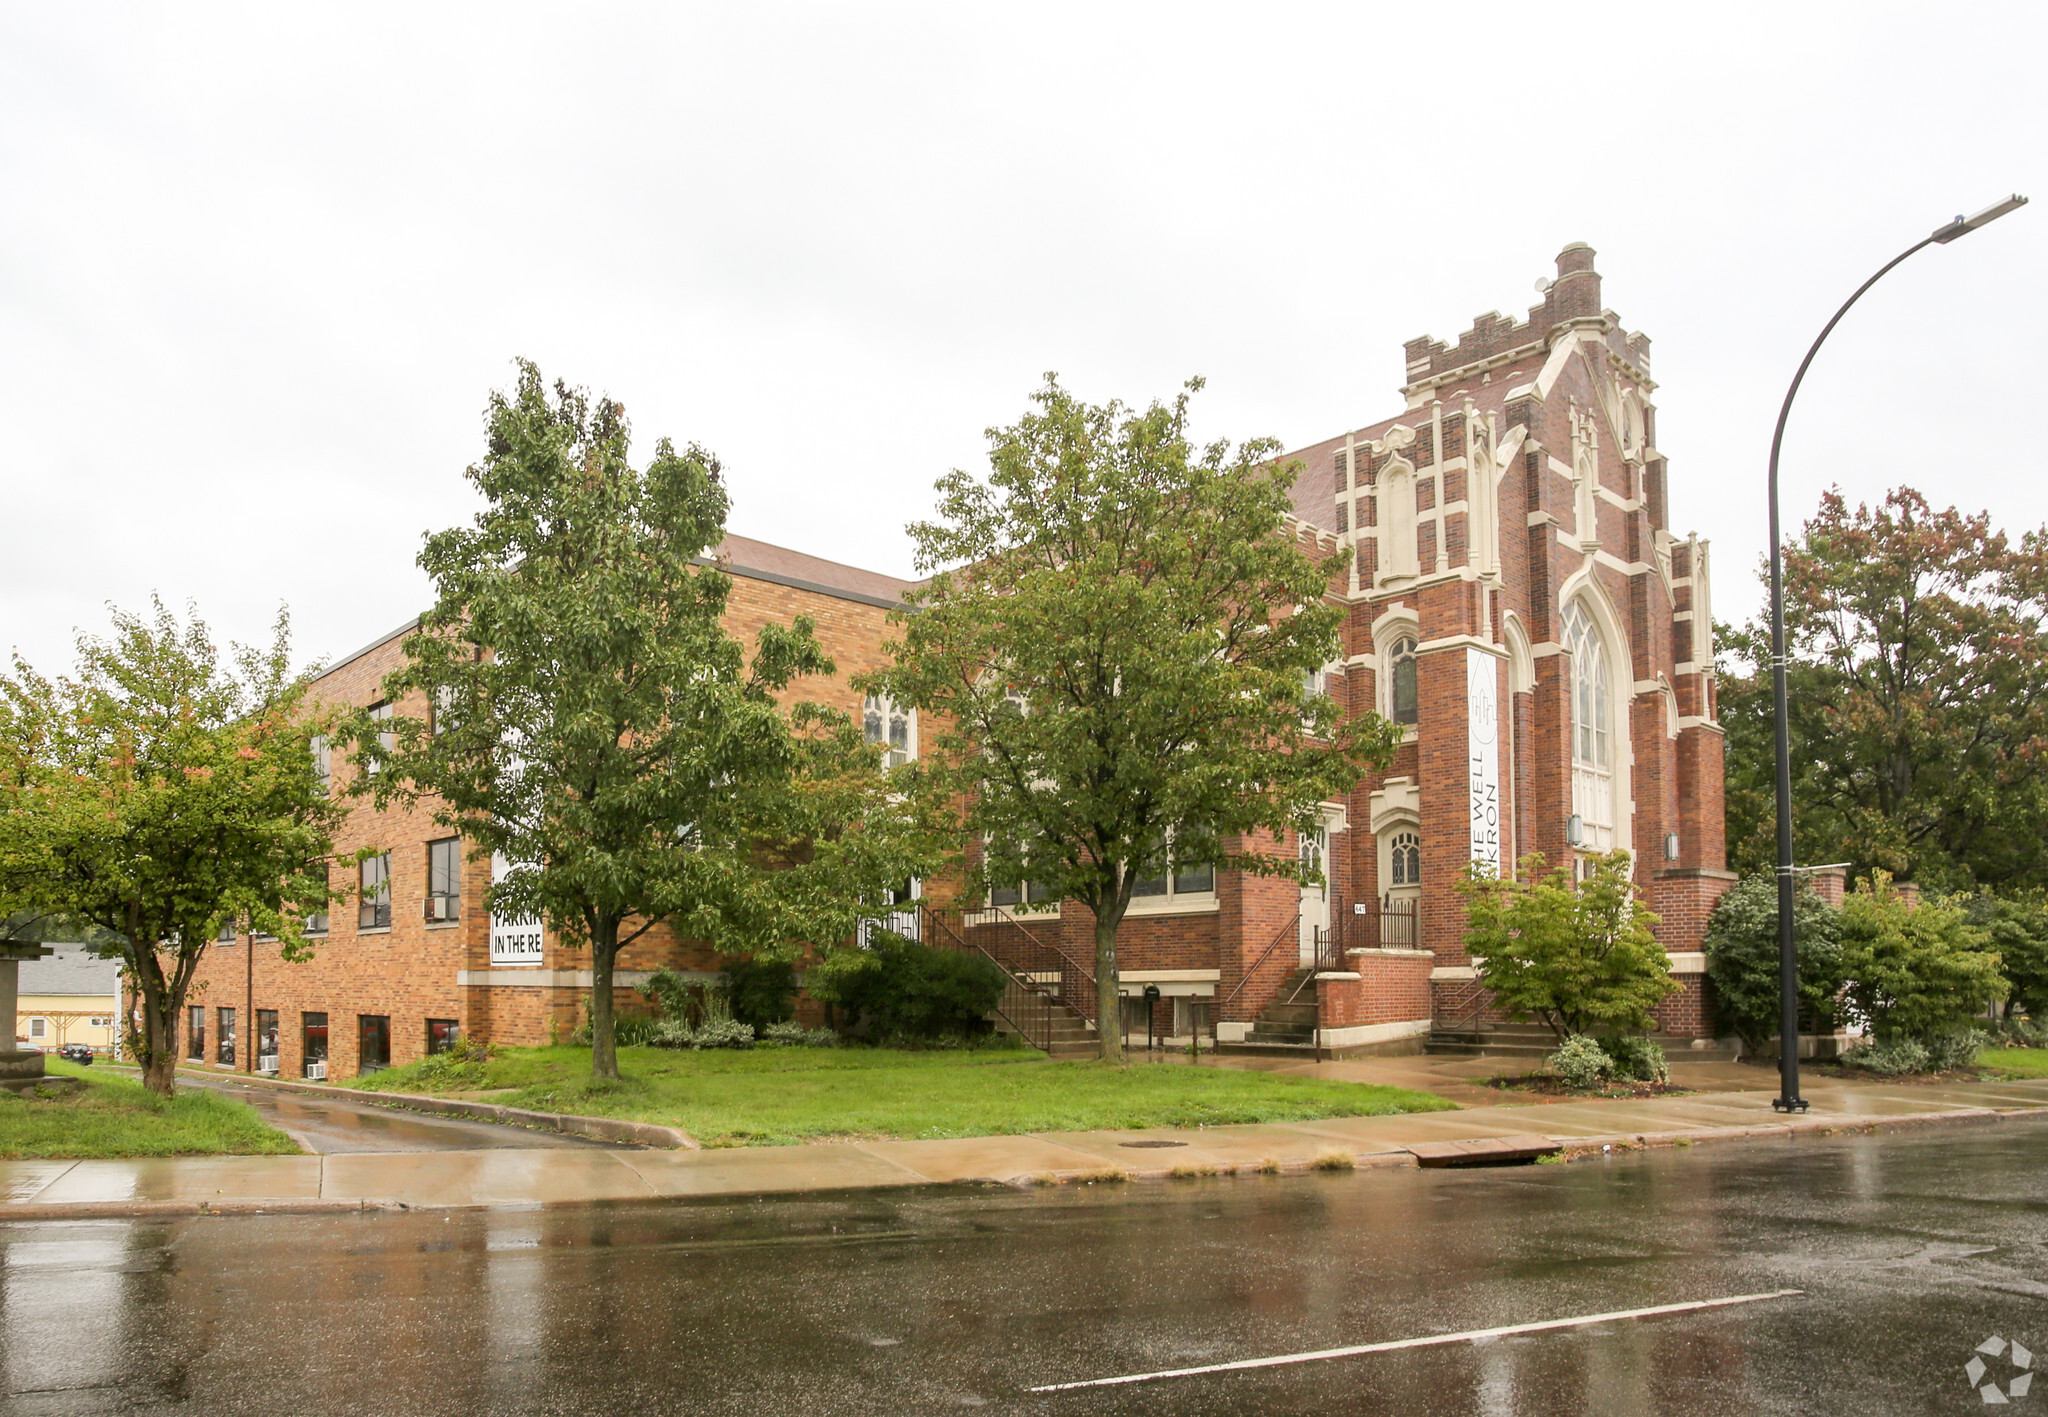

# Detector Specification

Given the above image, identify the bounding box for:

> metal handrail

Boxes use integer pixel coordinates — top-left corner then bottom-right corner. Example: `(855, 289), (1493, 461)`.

(959, 902), (1099, 1020)
(1220, 911), (1302, 1009)
(922, 905), (1055, 1053)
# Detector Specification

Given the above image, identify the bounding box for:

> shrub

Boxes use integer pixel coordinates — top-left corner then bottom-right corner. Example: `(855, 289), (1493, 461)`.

(1839, 1037), (1932, 1076)
(642, 967), (697, 1025)
(1992, 1015), (2046, 1048)
(1964, 890), (2048, 1024)
(804, 936), (1006, 1040)
(721, 957), (799, 1032)
(1702, 873), (1843, 1052)
(1548, 1035), (1614, 1090)
(1837, 874), (2008, 1042)
(761, 1020), (810, 1044)
(1460, 851), (1677, 1040)
(1924, 1029), (1988, 1072)
(1600, 1034), (1670, 1085)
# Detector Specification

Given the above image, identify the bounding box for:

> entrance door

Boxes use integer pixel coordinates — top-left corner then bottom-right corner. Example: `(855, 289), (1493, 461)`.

(1298, 825), (1329, 967)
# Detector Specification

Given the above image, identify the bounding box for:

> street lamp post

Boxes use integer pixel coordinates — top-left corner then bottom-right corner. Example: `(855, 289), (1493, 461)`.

(1767, 195), (2028, 1114)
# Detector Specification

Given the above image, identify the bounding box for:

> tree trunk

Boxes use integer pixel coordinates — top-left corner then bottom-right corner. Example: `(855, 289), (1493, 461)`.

(590, 919), (620, 1080)
(126, 943), (180, 1097)
(139, 985), (179, 1096)
(1094, 910), (1124, 1064)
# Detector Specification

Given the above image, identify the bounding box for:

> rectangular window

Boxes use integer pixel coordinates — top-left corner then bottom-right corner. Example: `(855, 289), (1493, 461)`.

(1130, 827), (1216, 904)
(187, 1006), (205, 1061)
(306, 862), (330, 935)
(311, 733), (331, 796)
(358, 1014), (390, 1074)
(28, 1017), (46, 1040)
(217, 917), (237, 944)
(987, 832), (1058, 911)
(426, 838), (461, 922)
(256, 1009), (279, 1072)
(426, 1019), (461, 1055)
(366, 701), (394, 775)
(359, 852), (391, 930)
(302, 1012), (329, 1079)
(218, 1007), (236, 1066)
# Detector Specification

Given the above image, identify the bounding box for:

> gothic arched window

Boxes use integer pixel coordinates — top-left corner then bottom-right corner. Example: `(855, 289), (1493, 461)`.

(1387, 636), (1418, 726)
(1562, 600), (1615, 851)
(1388, 830), (1421, 887)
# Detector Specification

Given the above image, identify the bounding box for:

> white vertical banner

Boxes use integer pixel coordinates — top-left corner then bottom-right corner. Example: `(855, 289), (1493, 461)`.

(488, 851), (545, 965)
(1466, 648), (1502, 875)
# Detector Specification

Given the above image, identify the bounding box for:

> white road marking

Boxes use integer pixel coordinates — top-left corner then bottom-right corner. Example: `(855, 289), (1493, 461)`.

(1027, 1289), (1805, 1393)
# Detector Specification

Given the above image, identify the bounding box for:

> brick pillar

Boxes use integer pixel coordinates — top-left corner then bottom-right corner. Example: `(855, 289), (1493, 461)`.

(1674, 722), (1726, 874)
(1809, 866), (1846, 907)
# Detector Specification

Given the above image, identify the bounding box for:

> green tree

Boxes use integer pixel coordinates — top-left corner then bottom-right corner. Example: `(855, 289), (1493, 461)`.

(1963, 889), (2048, 1022)
(1720, 487), (2048, 891)
(1701, 873), (1843, 1052)
(1458, 851), (1677, 1041)
(0, 602), (341, 1095)
(1836, 874), (2007, 1041)
(865, 376), (1397, 1062)
(347, 363), (939, 1081)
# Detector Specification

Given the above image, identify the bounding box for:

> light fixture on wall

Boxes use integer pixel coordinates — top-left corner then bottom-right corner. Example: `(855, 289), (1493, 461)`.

(1664, 833), (1680, 861)
(1565, 814), (1583, 847)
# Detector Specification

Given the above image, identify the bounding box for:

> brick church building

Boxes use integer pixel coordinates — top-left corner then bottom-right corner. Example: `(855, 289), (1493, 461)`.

(178, 244), (1730, 1080)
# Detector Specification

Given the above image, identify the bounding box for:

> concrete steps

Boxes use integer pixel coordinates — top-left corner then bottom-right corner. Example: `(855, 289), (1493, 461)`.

(990, 999), (1099, 1058)
(1242, 971), (1320, 1049)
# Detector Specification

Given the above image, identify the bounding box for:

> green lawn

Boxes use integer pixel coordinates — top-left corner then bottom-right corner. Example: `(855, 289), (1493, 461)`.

(0, 1061), (301, 1160)
(350, 1043), (1456, 1147)
(1979, 1047), (2048, 1079)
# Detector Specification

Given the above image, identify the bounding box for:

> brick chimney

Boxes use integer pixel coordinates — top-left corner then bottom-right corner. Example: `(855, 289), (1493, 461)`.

(1894, 881), (1921, 908)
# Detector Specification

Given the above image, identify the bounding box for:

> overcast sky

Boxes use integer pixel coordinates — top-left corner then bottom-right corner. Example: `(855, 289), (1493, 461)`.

(3, 4), (2043, 677)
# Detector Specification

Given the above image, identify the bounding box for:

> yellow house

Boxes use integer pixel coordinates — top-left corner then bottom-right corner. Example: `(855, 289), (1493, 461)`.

(15, 945), (120, 1054)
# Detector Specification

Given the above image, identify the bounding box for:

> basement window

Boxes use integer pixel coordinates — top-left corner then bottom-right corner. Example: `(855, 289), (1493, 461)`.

(358, 1015), (390, 1074)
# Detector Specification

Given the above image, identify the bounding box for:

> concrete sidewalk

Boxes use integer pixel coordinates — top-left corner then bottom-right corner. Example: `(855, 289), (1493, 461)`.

(6, 1072), (2044, 1218)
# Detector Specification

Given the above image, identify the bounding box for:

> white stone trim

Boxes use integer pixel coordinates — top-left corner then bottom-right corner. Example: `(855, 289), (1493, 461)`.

(1314, 971), (1361, 982)
(1349, 948), (1435, 960)
(1316, 1018), (1434, 1049)
(1430, 966), (1479, 981)
(1368, 778), (1420, 836)
(1119, 969), (1221, 983)
(1666, 951), (1706, 975)
(1122, 895), (1220, 918)
(1215, 1021), (1251, 1043)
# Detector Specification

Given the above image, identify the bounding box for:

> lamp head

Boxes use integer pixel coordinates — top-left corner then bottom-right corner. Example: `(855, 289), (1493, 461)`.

(1933, 194), (2028, 243)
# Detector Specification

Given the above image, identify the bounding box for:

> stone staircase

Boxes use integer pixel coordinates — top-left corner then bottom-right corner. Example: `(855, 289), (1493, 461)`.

(1239, 969), (1321, 1053)
(989, 997), (1100, 1058)
(1425, 1020), (1558, 1058)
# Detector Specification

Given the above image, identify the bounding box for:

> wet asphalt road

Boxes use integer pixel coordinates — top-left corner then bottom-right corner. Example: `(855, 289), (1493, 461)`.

(172, 1075), (617, 1153)
(4, 1117), (2045, 1415)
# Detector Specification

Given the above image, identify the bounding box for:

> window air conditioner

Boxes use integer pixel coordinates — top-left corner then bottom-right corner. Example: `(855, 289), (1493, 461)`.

(305, 1061), (328, 1081)
(426, 897), (452, 921)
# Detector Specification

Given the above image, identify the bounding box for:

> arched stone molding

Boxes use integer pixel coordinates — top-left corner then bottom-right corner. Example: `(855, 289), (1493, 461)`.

(1555, 573), (1635, 864)
(1501, 612), (1536, 695)
(1377, 457), (1420, 584)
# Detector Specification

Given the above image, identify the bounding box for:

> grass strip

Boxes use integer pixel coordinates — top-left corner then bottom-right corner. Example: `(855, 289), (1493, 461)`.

(1979, 1047), (2048, 1079)
(351, 1042), (1455, 1147)
(0, 1061), (301, 1160)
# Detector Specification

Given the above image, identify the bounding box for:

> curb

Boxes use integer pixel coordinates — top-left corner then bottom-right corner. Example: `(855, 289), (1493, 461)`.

(151, 1067), (699, 1150)
(1552, 1104), (2048, 1159)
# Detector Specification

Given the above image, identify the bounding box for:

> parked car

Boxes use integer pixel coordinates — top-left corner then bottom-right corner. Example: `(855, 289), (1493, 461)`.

(57, 1044), (95, 1065)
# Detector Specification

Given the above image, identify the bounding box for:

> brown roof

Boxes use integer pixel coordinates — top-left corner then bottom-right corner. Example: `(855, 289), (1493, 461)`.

(713, 534), (915, 608)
